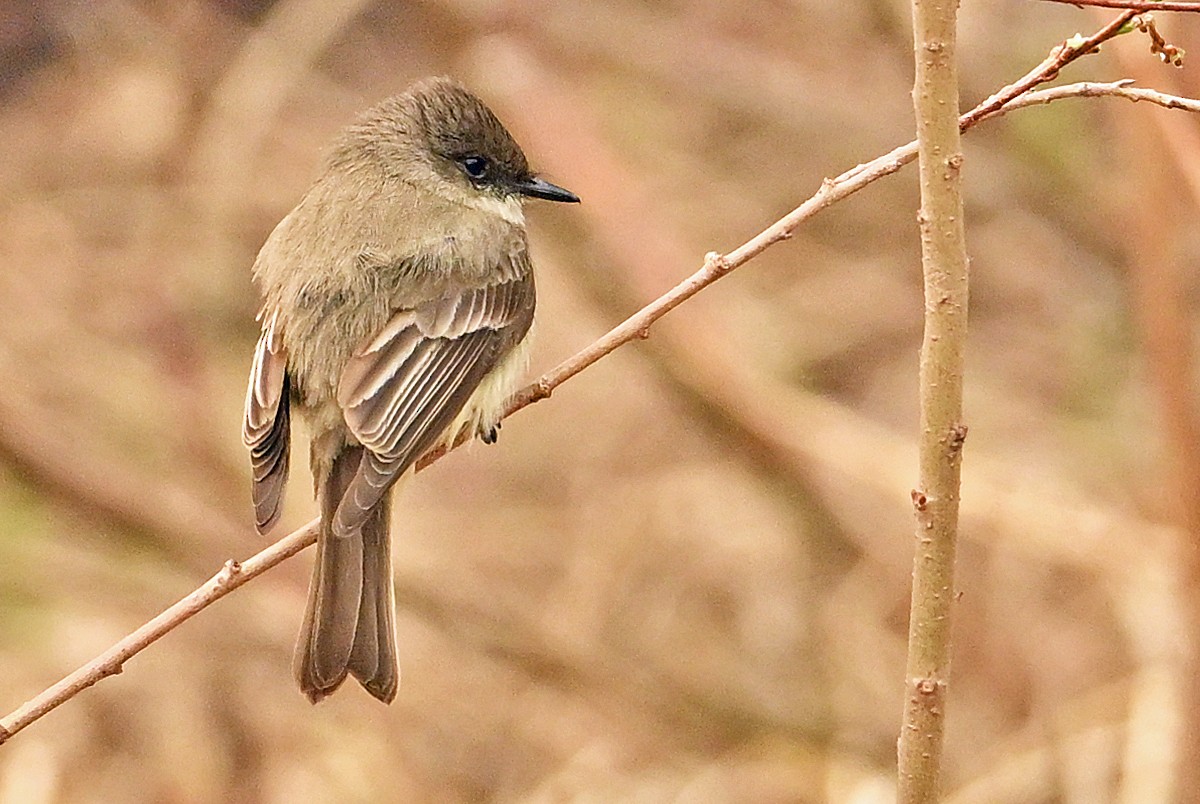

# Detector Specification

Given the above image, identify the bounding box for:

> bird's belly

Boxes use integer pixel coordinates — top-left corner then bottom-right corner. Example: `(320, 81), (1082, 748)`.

(440, 329), (533, 451)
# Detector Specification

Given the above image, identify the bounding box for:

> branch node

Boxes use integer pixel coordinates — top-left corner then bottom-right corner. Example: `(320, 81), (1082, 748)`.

(911, 489), (929, 511)
(914, 678), (941, 696)
(703, 251), (729, 274)
(215, 559), (242, 587)
(1064, 31), (1104, 60)
(946, 423), (969, 458)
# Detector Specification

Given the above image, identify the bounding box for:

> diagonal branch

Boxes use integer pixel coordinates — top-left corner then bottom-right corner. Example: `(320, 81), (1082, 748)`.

(0, 521), (319, 745)
(0, 22), (1185, 743)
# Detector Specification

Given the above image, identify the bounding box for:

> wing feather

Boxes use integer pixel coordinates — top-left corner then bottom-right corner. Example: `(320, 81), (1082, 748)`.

(331, 266), (534, 537)
(243, 316), (291, 533)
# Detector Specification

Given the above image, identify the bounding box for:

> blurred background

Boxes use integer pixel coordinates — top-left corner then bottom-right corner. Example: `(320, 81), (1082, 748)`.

(0, 0), (1199, 801)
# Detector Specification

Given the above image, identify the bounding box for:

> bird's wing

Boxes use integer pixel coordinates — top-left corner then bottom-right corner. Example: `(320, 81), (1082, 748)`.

(333, 269), (535, 536)
(243, 310), (291, 533)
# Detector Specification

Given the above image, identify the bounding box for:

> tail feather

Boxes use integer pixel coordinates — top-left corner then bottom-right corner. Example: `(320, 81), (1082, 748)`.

(295, 446), (399, 704)
(348, 500), (398, 702)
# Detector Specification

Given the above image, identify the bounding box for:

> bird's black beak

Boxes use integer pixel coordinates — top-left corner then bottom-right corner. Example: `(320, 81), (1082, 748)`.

(513, 176), (580, 203)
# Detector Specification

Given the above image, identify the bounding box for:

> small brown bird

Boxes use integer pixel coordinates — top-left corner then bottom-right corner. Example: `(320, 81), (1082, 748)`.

(242, 77), (578, 703)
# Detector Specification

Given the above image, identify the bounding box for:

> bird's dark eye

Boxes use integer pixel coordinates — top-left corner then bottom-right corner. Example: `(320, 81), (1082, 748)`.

(461, 155), (489, 180)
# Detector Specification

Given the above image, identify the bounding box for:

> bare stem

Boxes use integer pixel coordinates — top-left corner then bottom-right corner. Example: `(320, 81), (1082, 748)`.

(897, 0), (970, 799)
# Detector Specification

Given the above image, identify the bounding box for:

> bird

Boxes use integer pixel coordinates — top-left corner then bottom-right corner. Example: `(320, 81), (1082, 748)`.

(242, 76), (579, 703)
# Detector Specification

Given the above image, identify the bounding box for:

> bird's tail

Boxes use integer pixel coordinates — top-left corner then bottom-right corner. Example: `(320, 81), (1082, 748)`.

(295, 445), (399, 704)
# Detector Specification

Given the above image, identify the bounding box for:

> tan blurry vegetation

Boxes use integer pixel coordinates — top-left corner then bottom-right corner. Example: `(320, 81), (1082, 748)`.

(1, 1), (1199, 801)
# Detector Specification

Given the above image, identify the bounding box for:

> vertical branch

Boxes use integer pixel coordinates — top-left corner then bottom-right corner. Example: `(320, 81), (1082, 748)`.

(898, 0), (970, 800)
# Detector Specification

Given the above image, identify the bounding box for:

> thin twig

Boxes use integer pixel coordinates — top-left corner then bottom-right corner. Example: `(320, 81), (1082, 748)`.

(959, 10), (1138, 130)
(0, 51), (1191, 745)
(1042, 0), (1200, 11)
(1003, 79), (1200, 113)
